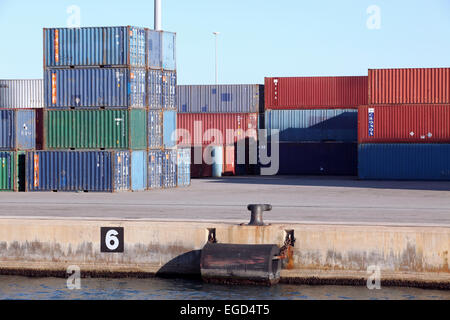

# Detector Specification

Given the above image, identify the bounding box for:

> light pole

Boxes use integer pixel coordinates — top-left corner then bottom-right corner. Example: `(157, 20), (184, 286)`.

(213, 32), (219, 84)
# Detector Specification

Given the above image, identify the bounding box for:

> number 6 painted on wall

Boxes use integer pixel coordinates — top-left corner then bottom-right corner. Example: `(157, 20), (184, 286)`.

(106, 230), (120, 251)
(101, 227), (124, 253)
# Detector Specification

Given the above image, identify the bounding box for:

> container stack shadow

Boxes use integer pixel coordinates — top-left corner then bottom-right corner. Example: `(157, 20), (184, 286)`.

(176, 84), (263, 178)
(358, 68), (450, 180)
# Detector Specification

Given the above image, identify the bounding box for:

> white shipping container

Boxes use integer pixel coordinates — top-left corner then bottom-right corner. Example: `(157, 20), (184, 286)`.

(0, 79), (44, 108)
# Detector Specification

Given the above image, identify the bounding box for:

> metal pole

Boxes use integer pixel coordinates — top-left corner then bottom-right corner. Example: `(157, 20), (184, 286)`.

(155, 0), (162, 31)
(213, 32), (219, 84)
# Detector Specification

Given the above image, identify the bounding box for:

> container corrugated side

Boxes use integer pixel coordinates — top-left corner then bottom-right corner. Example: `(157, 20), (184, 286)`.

(177, 85), (262, 113)
(131, 150), (147, 191)
(0, 152), (15, 191)
(162, 71), (176, 110)
(177, 113), (258, 146)
(147, 30), (162, 70)
(162, 31), (176, 71)
(0, 110), (15, 150)
(148, 70), (162, 109)
(358, 144), (450, 180)
(162, 149), (177, 188)
(44, 109), (147, 150)
(148, 110), (163, 149)
(114, 151), (130, 192)
(44, 68), (146, 109)
(259, 142), (357, 176)
(26, 151), (115, 192)
(177, 148), (191, 187)
(264, 76), (368, 110)
(163, 110), (177, 148)
(368, 68), (450, 105)
(359, 105), (450, 143)
(148, 150), (163, 189)
(265, 109), (357, 142)
(0, 80), (44, 108)
(44, 26), (146, 68)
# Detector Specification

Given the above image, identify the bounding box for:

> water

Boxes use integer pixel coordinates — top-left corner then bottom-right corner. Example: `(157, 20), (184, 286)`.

(0, 276), (448, 300)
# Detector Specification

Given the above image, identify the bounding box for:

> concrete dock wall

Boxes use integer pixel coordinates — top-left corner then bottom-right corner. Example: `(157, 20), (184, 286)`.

(0, 218), (448, 288)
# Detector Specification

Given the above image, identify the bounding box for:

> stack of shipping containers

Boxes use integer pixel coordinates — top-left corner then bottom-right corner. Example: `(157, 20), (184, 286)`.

(262, 76), (367, 175)
(177, 85), (263, 177)
(0, 79), (44, 191)
(358, 68), (450, 180)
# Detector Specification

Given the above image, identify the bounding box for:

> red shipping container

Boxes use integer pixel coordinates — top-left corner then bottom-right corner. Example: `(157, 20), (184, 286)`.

(358, 104), (450, 143)
(264, 76), (368, 110)
(223, 145), (236, 176)
(369, 68), (450, 105)
(177, 113), (258, 146)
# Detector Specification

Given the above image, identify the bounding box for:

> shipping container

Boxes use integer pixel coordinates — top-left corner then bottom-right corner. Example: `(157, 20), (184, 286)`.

(44, 26), (146, 68)
(190, 146), (212, 178)
(114, 151), (130, 192)
(223, 145), (236, 176)
(44, 68), (146, 109)
(148, 69), (162, 109)
(162, 32), (176, 71)
(0, 79), (44, 109)
(131, 150), (147, 191)
(162, 71), (176, 110)
(368, 68), (450, 105)
(162, 149), (177, 188)
(147, 30), (162, 69)
(358, 144), (450, 180)
(44, 109), (147, 150)
(148, 149), (163, 189)
(265, 109), (357, 142)
(177, 85), (263, 113)
(25, 151), (125, 192)
(163, 110), (177, 148)
(0, 152), (15, 191)
(0, 109), (41, 151)
(264, 76), (368, 110)
(177, 113), (258, 146)
(359, 105), (450, 143)
(259, 142), (357, 176)
(177, 148), (191, 187)
(148, 110), (163, 149)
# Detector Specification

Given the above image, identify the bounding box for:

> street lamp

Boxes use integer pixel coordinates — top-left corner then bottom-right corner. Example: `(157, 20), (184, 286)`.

(213, 32), (220, 84)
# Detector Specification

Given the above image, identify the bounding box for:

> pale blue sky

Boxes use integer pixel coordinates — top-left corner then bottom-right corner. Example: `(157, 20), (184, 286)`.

(0, 0), (449, 84)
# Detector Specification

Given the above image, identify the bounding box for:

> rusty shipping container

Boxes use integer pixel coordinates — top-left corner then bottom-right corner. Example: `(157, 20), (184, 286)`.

(177, 113), (258, 146)
(359, 105), (450, 143)
(368, 68), (450, 105)
(264, 76), (368, 110)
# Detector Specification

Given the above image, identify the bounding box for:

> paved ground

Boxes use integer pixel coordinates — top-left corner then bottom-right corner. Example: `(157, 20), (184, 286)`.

(0, 176), (449, 226)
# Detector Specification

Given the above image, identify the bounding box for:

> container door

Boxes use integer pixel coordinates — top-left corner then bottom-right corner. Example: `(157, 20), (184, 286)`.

(163, 110), (177, 148)
(114, 151), (130, 192)
(131, 151), (147, 191)
(16, 110), (36, 150)
(0, 110), (15, 150)
(148, 111), (162, 149)
(162, 32), (176, 71)
(147, 30), (162, 69)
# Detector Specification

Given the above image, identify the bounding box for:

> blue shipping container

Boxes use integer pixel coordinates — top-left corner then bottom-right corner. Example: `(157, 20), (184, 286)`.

(25, 151), (132, 192)
(162, 71), (176, 110)
(162, 32), (176, 71)
(147, 30), (162, 70)
(163, 110), (177, 148)
(148, 69), (162, 109)
(148, 110), (162, 149)
(0, 110), (37, 150)
(265, 109), (357, 142)
(177, 85), (263, 113)
(148, 150), (163, 189)
(44, 26), (146, 68)
(44, 68), (146, 108)
(358, 144), (450, 181)
(259, 142), (357, 176)
(131, 150), (147, 191)
(162, 149), (177, 188)
(177, 148), (191, 187)
(114, 151), (130, 192)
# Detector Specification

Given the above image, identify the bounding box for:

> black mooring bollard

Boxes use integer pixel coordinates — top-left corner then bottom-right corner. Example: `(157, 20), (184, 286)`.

(247, 204), (272, 226)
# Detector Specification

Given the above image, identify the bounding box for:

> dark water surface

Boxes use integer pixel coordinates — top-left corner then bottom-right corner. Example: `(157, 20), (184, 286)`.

(0, 276), (449, 300)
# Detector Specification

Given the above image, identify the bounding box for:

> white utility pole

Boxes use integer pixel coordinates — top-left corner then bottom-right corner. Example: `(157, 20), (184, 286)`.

(155, 0), (162, 30)
(213, 32), (220, 84)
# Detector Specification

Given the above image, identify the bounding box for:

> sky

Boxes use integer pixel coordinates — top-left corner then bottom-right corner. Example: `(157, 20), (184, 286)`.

(0, 0), (449, 84)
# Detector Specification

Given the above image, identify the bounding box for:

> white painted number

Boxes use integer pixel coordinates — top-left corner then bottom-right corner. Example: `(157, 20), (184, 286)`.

(106, 230), (120, 251)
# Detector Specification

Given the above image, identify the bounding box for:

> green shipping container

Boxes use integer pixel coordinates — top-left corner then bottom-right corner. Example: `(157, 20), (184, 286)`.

(44, 109), (147, 150)
(0, 152), (16, 191)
